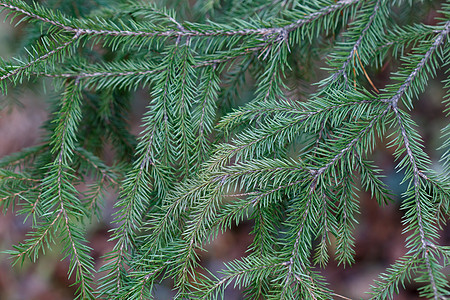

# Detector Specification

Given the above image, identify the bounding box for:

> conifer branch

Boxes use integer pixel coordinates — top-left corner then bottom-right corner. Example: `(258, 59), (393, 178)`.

(74, 147), (118, 184)
(133, 265), (166, 300)
(0, 0), (359, 40)
(369, 254), (418, 299)
(369, 18), (450, 300)
(0, 183), (40, 203)
(283, 0), (359, 32)
(314, 192), (332, 267)
(282, 192), (314, 298)
(194, 67), (220, 170)
(12, 210), (61, 262)
(333, 0), (383, 82)
(211, 99), (375, 170)
(46, 83), (95, 298)
(313, 105), (389, 178)
(0, 32), (80, 90)
(59, 194), (93, 298)
(0, 144), (46, 169)
(385, 20), (450, 107)
(102, 128), (156, 294)
(391, 107), (440, 299)
(201, 259), (284, 299)
(34, 46), (264, 87)
(250, 178), (307, 204)
(373, 24), (439, 57)
(85, 178), (106, 215)
(0, 0), (448, 299)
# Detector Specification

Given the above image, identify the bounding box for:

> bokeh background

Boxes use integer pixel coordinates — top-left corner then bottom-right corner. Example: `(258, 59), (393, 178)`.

(0, 1), (448, 299)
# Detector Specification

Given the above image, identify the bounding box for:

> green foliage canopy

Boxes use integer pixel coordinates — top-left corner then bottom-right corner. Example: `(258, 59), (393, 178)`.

(0, 0), (449, 299)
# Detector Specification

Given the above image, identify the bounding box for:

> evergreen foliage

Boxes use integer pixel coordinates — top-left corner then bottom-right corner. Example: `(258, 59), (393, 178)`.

(0, 0), (449, 299)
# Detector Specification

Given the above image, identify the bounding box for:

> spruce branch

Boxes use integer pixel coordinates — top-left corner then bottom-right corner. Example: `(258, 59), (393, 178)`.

(0, 33), (80, 92)
(384, 20), (450, 108)
(10, 209), (61, 263)
(0, 0), (448, 299)
(0, 144), (47, 169)
(7, 82), (95, 299)
(391, 107), (440, 299)
(192, 66), (220, 168)
(0, 183), (40, 205)
(367, 18), (450, 300)
(199, 257), (284, 299)
(0, 0), (360, 41)
(312, 104), (389, 178)
(49, 83), (95, 299)
(369, 254), (418, 299)
(210, 97), (376, 170)
(0, 34), (79, 81)
(100, 134), (156, 296)
(281, 191), (316, 299)
(332, 0), (384, 83)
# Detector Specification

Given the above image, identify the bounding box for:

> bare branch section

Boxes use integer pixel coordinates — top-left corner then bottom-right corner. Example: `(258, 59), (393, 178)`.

(0, 0), (359, 39)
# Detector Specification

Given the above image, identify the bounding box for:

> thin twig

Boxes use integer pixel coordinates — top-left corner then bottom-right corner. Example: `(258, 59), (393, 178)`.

(355, 49), (379, 93)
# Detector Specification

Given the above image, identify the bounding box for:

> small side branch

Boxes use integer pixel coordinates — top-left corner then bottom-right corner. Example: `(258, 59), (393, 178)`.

(285, 0), (359, 33)
(34, 46), (263, 83)
(333, 0), (382, 82)
(391, 107), (439, 299)
(281, 185), (322, 299)
(0, 32), (80, 83)
(386, 20), (450, 107)
(314, 106), (389, 178)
